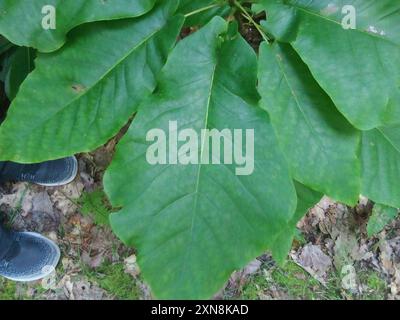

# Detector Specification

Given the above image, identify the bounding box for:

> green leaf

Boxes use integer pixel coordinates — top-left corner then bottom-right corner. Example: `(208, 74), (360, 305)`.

(4, 47), (36, 101)
(362, 125), (400, 208)
(259, 0), (400, 130)
(0, 0), (157, 52)
(258, 42), (361, 205)
(271, 181), (322, 265)
(367, 203), (399, 237)
(0, 1), (183, 163)
(104, 17), (297, 299)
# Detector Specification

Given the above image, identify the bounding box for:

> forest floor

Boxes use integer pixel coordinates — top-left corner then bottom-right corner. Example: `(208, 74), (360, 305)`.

(0, 139), (399, 300)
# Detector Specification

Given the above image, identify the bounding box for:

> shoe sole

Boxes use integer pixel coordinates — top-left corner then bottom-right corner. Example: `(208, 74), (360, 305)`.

(37, 156), (78, 187)
(0, 232), (61, 282)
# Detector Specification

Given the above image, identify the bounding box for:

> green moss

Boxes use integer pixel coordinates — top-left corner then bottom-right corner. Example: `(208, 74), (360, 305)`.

(239, 261), (342, 300)
(359, 271), (387, 300)
(272, 262), (335, 300)
(239, 260), (390, 301)
(87, 263), (140, 300)
(0, 278), (16, 300)
(240, 271), (270, 300)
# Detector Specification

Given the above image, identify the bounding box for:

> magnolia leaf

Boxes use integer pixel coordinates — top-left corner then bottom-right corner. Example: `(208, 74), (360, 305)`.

(0, 0), (157, 52)
(104, 17), (297, 299)
(0, 2), (183, 163)
(259, 0), (400, 130)
(362, 125), (400, 208)
(258, 42), (361, 205)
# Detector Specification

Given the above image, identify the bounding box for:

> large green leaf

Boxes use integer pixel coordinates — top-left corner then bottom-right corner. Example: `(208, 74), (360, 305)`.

(104, 17), (297, 299)
(258, 42), (361, 205)
(259, 0), (400, 130)
(362, 125), (400, 208)
(0, 1), (183, 163)
(271, 181), (322, 265)
(0, 0), (157, 52)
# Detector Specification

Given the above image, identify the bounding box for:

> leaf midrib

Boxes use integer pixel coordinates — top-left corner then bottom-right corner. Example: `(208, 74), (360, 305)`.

(178, 56), (219, 289)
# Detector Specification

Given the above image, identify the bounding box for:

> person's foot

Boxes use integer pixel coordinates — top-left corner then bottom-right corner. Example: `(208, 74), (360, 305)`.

(0, 230), (60, 282)
(0, 156), (78, 186)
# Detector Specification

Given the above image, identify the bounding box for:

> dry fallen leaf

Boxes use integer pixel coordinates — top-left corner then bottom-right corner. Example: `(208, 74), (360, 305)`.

(295, 244), (332, 283)
(72, 280), (110, 300)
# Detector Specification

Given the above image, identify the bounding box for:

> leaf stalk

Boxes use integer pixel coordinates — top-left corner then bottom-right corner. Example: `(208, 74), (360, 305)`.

(184, 3), (223, 18)
(233, 0), (270, 42)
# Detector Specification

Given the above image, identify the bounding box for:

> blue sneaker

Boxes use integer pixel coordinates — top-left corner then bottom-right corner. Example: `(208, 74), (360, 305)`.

(0, 156), (78, 186)
(0, 229), (60, 282)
